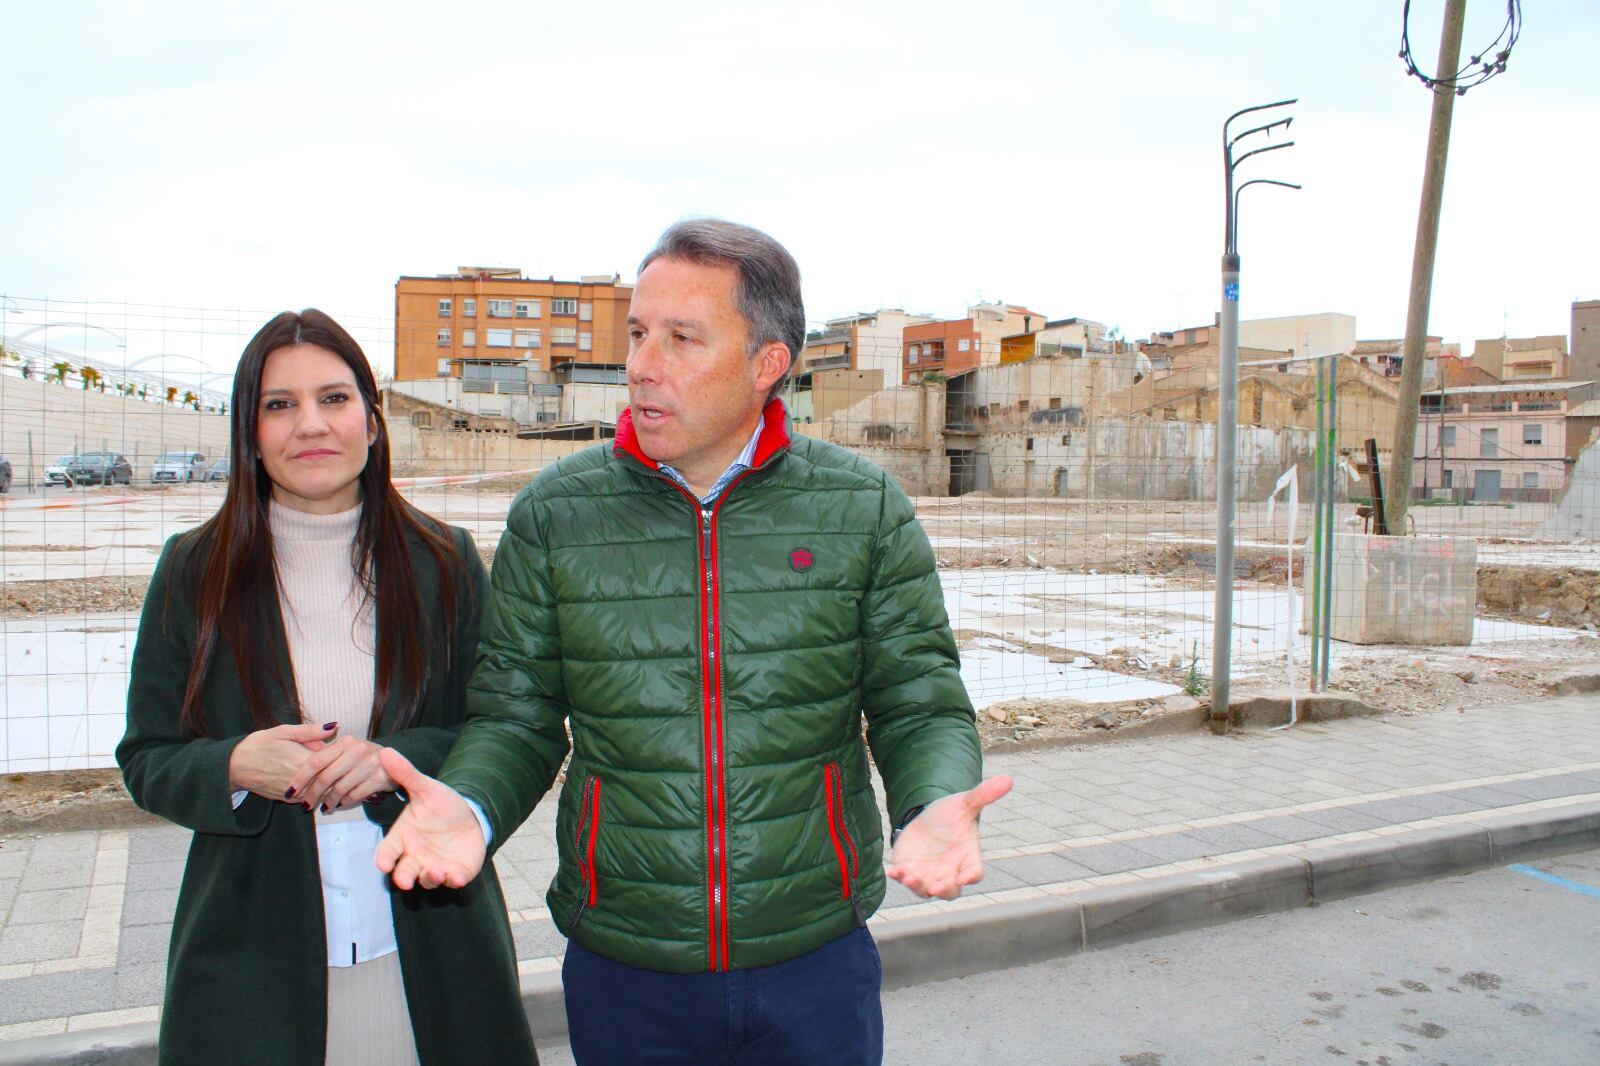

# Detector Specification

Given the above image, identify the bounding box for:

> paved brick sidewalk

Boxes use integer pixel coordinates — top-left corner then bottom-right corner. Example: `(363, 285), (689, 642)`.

(2, 693), (1597, 1043)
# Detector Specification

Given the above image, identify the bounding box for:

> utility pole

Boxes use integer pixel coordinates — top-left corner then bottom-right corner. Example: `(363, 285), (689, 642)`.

(1212, 100), (1300, 735)
(1387, 0), (1468, 534)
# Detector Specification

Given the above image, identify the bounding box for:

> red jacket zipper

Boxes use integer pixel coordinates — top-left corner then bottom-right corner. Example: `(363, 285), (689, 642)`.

(824, 762), (860, 899)
(570, 774), (602, 925)
(669, 470), (754, 972)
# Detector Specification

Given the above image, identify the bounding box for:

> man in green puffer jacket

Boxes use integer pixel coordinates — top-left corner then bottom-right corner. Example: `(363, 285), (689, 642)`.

(377, 218), (1012, 1065)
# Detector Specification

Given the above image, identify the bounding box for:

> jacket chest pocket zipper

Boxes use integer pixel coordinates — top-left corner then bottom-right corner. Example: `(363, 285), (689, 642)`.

(823, 762), (862, 912)
(570, 774), (603, 926)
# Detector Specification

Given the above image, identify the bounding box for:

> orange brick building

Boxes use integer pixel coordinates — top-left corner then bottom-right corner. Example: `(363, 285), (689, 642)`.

(393, 267), (632, 382)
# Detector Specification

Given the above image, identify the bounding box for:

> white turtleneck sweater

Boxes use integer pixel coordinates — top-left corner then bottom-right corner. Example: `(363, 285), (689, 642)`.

(232, 501), (399, 968)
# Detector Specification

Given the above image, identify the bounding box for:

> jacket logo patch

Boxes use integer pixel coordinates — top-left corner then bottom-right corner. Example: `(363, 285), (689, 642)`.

(788, 546), (815, 573)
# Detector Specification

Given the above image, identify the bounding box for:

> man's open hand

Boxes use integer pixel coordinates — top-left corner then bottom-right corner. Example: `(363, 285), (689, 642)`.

(374, 748), (486, 891)
(886, 775), (1013, 900)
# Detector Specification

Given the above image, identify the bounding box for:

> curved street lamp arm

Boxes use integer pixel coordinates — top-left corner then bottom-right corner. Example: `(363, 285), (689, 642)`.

(1232, 140), (1295, 171)
(1223, 98), (1297, 254)
(1231, 179), (1304, 250)
(1223, 98), (1298, 143)
(1227, 116), (1293, 156)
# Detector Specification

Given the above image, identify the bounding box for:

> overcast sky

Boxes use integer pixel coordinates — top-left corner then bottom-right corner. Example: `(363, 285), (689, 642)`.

(2, 0), (1595, 373)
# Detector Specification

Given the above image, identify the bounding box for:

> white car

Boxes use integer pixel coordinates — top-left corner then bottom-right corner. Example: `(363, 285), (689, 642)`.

(44, 455), (76, 485)
(151, 450), (208, 483)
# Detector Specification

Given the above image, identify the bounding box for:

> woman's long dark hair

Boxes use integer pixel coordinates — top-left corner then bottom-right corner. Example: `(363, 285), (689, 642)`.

(177, 309), (466, 738)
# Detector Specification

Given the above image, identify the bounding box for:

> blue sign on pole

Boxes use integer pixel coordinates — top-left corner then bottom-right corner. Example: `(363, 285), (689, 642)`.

(1224, 282), (1239, 302)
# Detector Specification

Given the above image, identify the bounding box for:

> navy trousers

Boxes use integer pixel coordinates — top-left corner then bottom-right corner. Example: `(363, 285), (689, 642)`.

(562, 926), (884, 1065)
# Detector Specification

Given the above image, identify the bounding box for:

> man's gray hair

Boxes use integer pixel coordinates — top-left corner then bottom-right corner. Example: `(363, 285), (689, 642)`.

(639, 219), (804, 400)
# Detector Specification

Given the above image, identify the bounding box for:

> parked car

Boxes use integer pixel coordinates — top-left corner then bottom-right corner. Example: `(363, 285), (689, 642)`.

(150, 450), (208, 483)
(65, 452), (133, 486)
(207, 455), (231, 481)
(0, 455), (11, 494)
(44, 455), (76, 485)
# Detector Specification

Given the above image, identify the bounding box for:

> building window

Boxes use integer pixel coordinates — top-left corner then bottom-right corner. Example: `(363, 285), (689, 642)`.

(462, 298), (476, 317)
(579, 302), (593, 322)
(1479, 428), (1498, 458)
(1442, 469), (1453, 487)
(909, 350), (919, 365)
(552, 326), (578, 346)
(578, 332), (593, 352)
(514, 329), (541, 349)
(461, 329), (476, 347)
(487, 299), (513, 318)
(486, 328), (513, 347)
(1018, 399), (1030, 412)
(436, 359), (451, 376)
(412, 412), (432, 428)
(1026, 438), (1034, 451)
(552, 298), (579, 316)
(1523, 423), (1543, 445)
(957, 338), (970, 352)
(437, 299), (451, 318)
(436, 329), (451, 347)
(1049, 397), (1061, 410)
(515, 300), (541, 319)
(1440, 425), (1456, 447)
(1523, 472), (1539, 489)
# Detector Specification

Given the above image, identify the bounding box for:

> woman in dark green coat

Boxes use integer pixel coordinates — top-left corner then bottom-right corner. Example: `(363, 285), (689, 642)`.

(117, 309), (537, 1065)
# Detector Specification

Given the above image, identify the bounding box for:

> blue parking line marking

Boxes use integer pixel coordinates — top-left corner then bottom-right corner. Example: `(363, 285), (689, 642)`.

(1509, 863), (1600, 901)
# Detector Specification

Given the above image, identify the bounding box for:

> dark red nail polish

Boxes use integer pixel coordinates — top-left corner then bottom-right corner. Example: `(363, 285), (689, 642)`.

(284, 786), (297, 799)
(323, 722), (337, 731)
(302, 802), (311, 811)
(321, 804), (329, 814)
(363, 794), (381, 804)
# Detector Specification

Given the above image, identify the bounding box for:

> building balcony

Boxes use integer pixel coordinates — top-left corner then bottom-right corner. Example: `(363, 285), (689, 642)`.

(804, 353), (851, 372)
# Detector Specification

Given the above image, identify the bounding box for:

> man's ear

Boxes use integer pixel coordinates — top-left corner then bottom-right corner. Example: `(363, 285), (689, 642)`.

(753, 342), (791, 395)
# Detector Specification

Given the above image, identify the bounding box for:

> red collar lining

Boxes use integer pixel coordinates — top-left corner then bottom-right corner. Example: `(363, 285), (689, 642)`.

(614, 398), (790, 472)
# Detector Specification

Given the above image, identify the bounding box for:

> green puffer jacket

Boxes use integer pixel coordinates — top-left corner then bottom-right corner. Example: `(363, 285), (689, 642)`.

(439, 401), (981, 973)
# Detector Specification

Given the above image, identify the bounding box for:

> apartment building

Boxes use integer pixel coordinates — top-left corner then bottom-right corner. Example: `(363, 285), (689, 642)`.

(1414, 380), (1600, 502)
(1570, 300), (1600, 383)
(1469, 335), (1569, 382)
(394, 267), (632, 383)
(902, 302), (1046, 384)
(803, 309), (933, 381)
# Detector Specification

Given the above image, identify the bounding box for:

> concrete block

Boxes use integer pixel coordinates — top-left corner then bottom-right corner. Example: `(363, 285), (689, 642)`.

(1227, 690), (1381, 727)
(1309, 533), (1476, 645)
(1078, 856), (1311, 951)
(1306, 824), (1492, 902)
(876, 895), (1085, 989)
(1478, 800), (1600, 866)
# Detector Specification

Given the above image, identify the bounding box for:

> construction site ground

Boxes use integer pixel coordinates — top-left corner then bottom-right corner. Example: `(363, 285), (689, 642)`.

(1, 482), (1596, 828)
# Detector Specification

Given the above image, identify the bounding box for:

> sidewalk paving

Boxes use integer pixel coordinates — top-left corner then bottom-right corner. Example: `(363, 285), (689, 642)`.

(2, 693), (1598, 1048)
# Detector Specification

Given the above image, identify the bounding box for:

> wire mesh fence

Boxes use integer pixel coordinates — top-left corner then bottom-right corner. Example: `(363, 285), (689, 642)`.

(3, 295), (1597, 772)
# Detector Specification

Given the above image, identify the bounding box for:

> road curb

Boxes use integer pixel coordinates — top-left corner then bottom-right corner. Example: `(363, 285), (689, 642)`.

(5, 800), (1598, 1064)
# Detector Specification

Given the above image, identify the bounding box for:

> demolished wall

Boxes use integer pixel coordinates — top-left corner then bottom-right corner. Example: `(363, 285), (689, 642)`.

(977, 416), (1315, 500)
(1539, 434), (1600, 540)
(798, 381), (946, 496)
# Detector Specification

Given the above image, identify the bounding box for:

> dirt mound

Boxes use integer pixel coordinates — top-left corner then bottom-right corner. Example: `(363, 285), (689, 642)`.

(1478, 565), (1600, 629)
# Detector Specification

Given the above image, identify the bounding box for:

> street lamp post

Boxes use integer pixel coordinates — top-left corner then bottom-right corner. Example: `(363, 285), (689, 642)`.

(1212, 99), (1301, 736)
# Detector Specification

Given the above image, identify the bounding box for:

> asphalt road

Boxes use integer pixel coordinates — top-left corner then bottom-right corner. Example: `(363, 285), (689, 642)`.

(537, 847), (1600, 1065)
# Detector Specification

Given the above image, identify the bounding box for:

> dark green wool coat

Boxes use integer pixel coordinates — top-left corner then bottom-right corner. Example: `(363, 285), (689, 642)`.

(439, 401), (983, 974)
(117, 515), (537, 1066)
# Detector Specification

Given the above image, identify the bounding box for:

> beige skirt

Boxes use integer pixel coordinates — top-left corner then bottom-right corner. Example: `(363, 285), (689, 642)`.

(325, 950), (421, 1066)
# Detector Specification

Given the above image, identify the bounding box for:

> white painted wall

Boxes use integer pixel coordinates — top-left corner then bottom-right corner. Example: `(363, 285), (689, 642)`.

(1239, 312), (1356, 359)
